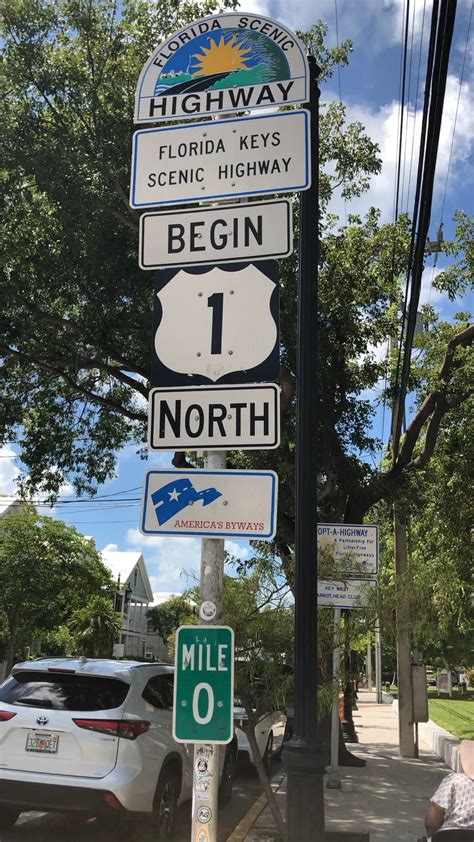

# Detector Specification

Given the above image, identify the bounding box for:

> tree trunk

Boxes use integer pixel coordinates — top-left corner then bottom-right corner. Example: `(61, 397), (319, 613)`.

(243, 704), (287, 840)
(5, 613), (20, 677)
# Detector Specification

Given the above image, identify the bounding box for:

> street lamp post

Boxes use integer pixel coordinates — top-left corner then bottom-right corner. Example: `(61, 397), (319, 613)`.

(282, 56), (328, 841)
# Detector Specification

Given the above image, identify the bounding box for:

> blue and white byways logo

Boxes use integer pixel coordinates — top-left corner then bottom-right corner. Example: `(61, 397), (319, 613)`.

(151, 477), (222, 525)
(140, 469), (278, 540)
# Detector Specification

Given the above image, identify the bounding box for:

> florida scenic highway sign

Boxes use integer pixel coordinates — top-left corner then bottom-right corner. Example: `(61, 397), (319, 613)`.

(129, 110), (310, 208)
(139, 200), (293, 269)
(140, 469), (278, 539)
(151, 261), (279, 386)
(134, 13), (309, 123)
(148, 384), (280, 451)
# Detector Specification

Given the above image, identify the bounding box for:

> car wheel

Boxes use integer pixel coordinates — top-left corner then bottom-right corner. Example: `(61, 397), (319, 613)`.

(152, 769), (179, 839)
(0, 808), (20, 830)
(219, 744), (237, 805)
(263, 733), (273, 774)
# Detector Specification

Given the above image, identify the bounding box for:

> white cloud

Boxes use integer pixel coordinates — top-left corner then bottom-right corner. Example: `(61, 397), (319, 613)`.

(240, 0), (433, 52)
(225, 540), (251, 561)
(126, 529), (201, 592)
(0, 446), (21, 494)
(328, 73), (474, 223)
(123, 530), (252, 593)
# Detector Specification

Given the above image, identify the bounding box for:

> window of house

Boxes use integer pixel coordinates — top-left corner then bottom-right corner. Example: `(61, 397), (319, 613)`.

(142, 674), (174, 710)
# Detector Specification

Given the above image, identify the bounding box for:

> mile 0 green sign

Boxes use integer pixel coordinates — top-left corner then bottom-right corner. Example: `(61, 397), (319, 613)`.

(173, 625), (234, 744)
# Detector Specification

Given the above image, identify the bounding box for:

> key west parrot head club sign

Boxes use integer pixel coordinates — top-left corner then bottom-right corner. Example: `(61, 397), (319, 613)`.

(135, 13), (309, 123)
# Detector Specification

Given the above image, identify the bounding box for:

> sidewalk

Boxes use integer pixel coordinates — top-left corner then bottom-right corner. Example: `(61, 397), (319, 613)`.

(237, 690), (452, 842)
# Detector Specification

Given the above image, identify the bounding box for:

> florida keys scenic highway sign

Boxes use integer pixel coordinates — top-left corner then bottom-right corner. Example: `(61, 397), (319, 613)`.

(134, 13), (309, 123)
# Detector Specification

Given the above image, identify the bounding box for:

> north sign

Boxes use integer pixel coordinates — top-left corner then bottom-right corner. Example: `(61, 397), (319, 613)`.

(140, 468), (278, 539)
(317, 523), (379, 575)
(152, 261), (279, 386)
(148, 384), (280, 451)
(134, 13), (309, 123)
(173, 625), (234, 744)
(317, 578), (377, 610)
(129, 110), (310, 208)
(139, 200), (292, 269)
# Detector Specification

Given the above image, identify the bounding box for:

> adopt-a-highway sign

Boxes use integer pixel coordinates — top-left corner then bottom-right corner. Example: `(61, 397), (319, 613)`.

(140, 468), (278, 539)
(129, 110), (310, 208)
(173, 625), (234, 744)
(134, 13), (309, 124)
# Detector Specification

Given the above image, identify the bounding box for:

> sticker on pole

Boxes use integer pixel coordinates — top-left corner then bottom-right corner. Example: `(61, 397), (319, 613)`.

(134, 13), (309, 124)
(140, 468), (278, 539)
(173, 625), (234, 744)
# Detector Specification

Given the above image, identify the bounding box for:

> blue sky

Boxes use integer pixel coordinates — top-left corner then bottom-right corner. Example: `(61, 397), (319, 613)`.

(1, 0), (472, 595)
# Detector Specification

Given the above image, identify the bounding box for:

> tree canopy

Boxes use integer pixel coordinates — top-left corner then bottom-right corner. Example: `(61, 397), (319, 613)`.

(1, 0), (472, 582)
(0, 507), (113, 671)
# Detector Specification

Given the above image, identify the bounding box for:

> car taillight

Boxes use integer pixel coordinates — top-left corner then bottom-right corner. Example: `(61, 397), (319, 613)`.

(72, 719), (150, 740)
(0, 711), (17, 722)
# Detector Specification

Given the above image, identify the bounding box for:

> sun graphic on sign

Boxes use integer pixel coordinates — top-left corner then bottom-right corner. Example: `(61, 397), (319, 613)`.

(192, 36), (252, 76)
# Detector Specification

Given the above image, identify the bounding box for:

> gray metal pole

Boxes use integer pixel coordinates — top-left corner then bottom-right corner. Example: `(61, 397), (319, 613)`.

(394, 506), (416, 758)
(367, 630), (373, 692)
(375, 619), (383, 703)
(191, 450), (226, 842)
(327, 607), (342, 789)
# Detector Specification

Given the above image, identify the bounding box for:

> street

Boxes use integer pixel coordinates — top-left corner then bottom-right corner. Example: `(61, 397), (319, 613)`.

(0, 757), (278, 842)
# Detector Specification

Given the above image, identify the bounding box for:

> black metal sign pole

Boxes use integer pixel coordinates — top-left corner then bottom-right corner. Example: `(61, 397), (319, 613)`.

(283, 56), (326, 840)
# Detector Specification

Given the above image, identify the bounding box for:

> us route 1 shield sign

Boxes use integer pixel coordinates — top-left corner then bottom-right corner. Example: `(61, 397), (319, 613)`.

(139, 200), (292, 269)
(173, 625), (234, 744)
(148, 384), (280, 451)
(134, 12), (309, 124)
(140, 468), (278, 539)
(152, 261), (279, 386)
(129, 110), (310, 208)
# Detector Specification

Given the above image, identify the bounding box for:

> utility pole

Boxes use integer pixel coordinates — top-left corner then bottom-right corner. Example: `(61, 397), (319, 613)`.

(366, 629), (373, 692)
(394, 506), (416, 757)
(375, 619), (383, 703)
(283, 56), (327, 841)
(191, 449), (226, 842)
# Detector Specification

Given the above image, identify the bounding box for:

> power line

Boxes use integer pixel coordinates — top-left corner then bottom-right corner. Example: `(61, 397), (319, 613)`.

(392, 0), (458, 464)
(438, 0), (473, 224)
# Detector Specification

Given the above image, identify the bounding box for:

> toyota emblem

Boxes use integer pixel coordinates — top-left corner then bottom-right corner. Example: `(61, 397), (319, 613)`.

(36, 715), (49, 726)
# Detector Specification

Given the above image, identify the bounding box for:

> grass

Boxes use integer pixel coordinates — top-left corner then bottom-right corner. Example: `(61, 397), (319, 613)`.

(428, 697), (474, 741)
(384, 686), (474, 740)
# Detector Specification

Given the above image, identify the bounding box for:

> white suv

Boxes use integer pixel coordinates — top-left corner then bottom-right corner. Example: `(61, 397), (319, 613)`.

(0, 658), (237, 837)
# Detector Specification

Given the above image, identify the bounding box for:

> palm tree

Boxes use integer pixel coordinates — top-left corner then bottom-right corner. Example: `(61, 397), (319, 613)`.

(69, 596), (123, 658)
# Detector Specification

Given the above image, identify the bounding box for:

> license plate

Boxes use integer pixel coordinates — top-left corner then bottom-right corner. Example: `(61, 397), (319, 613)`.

(25, 732), (59, 753)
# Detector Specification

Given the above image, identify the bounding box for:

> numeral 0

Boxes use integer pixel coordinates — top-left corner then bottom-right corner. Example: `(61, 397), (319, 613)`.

(192, 682), (215, 725)
(207, 293), (224, 355)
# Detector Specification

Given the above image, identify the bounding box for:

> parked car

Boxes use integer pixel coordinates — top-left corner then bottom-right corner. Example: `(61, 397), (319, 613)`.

(0, 658), (237, 836)
(233, 700), (286, 772)
(426, 671), (437, 686)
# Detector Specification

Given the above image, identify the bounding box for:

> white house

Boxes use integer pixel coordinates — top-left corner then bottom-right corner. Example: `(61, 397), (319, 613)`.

(101, 550), (153, 659)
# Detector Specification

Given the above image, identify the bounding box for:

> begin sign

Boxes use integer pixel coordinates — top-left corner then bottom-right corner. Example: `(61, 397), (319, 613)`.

(173, 625), (234, 744)
(139, 200), (292, 269)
